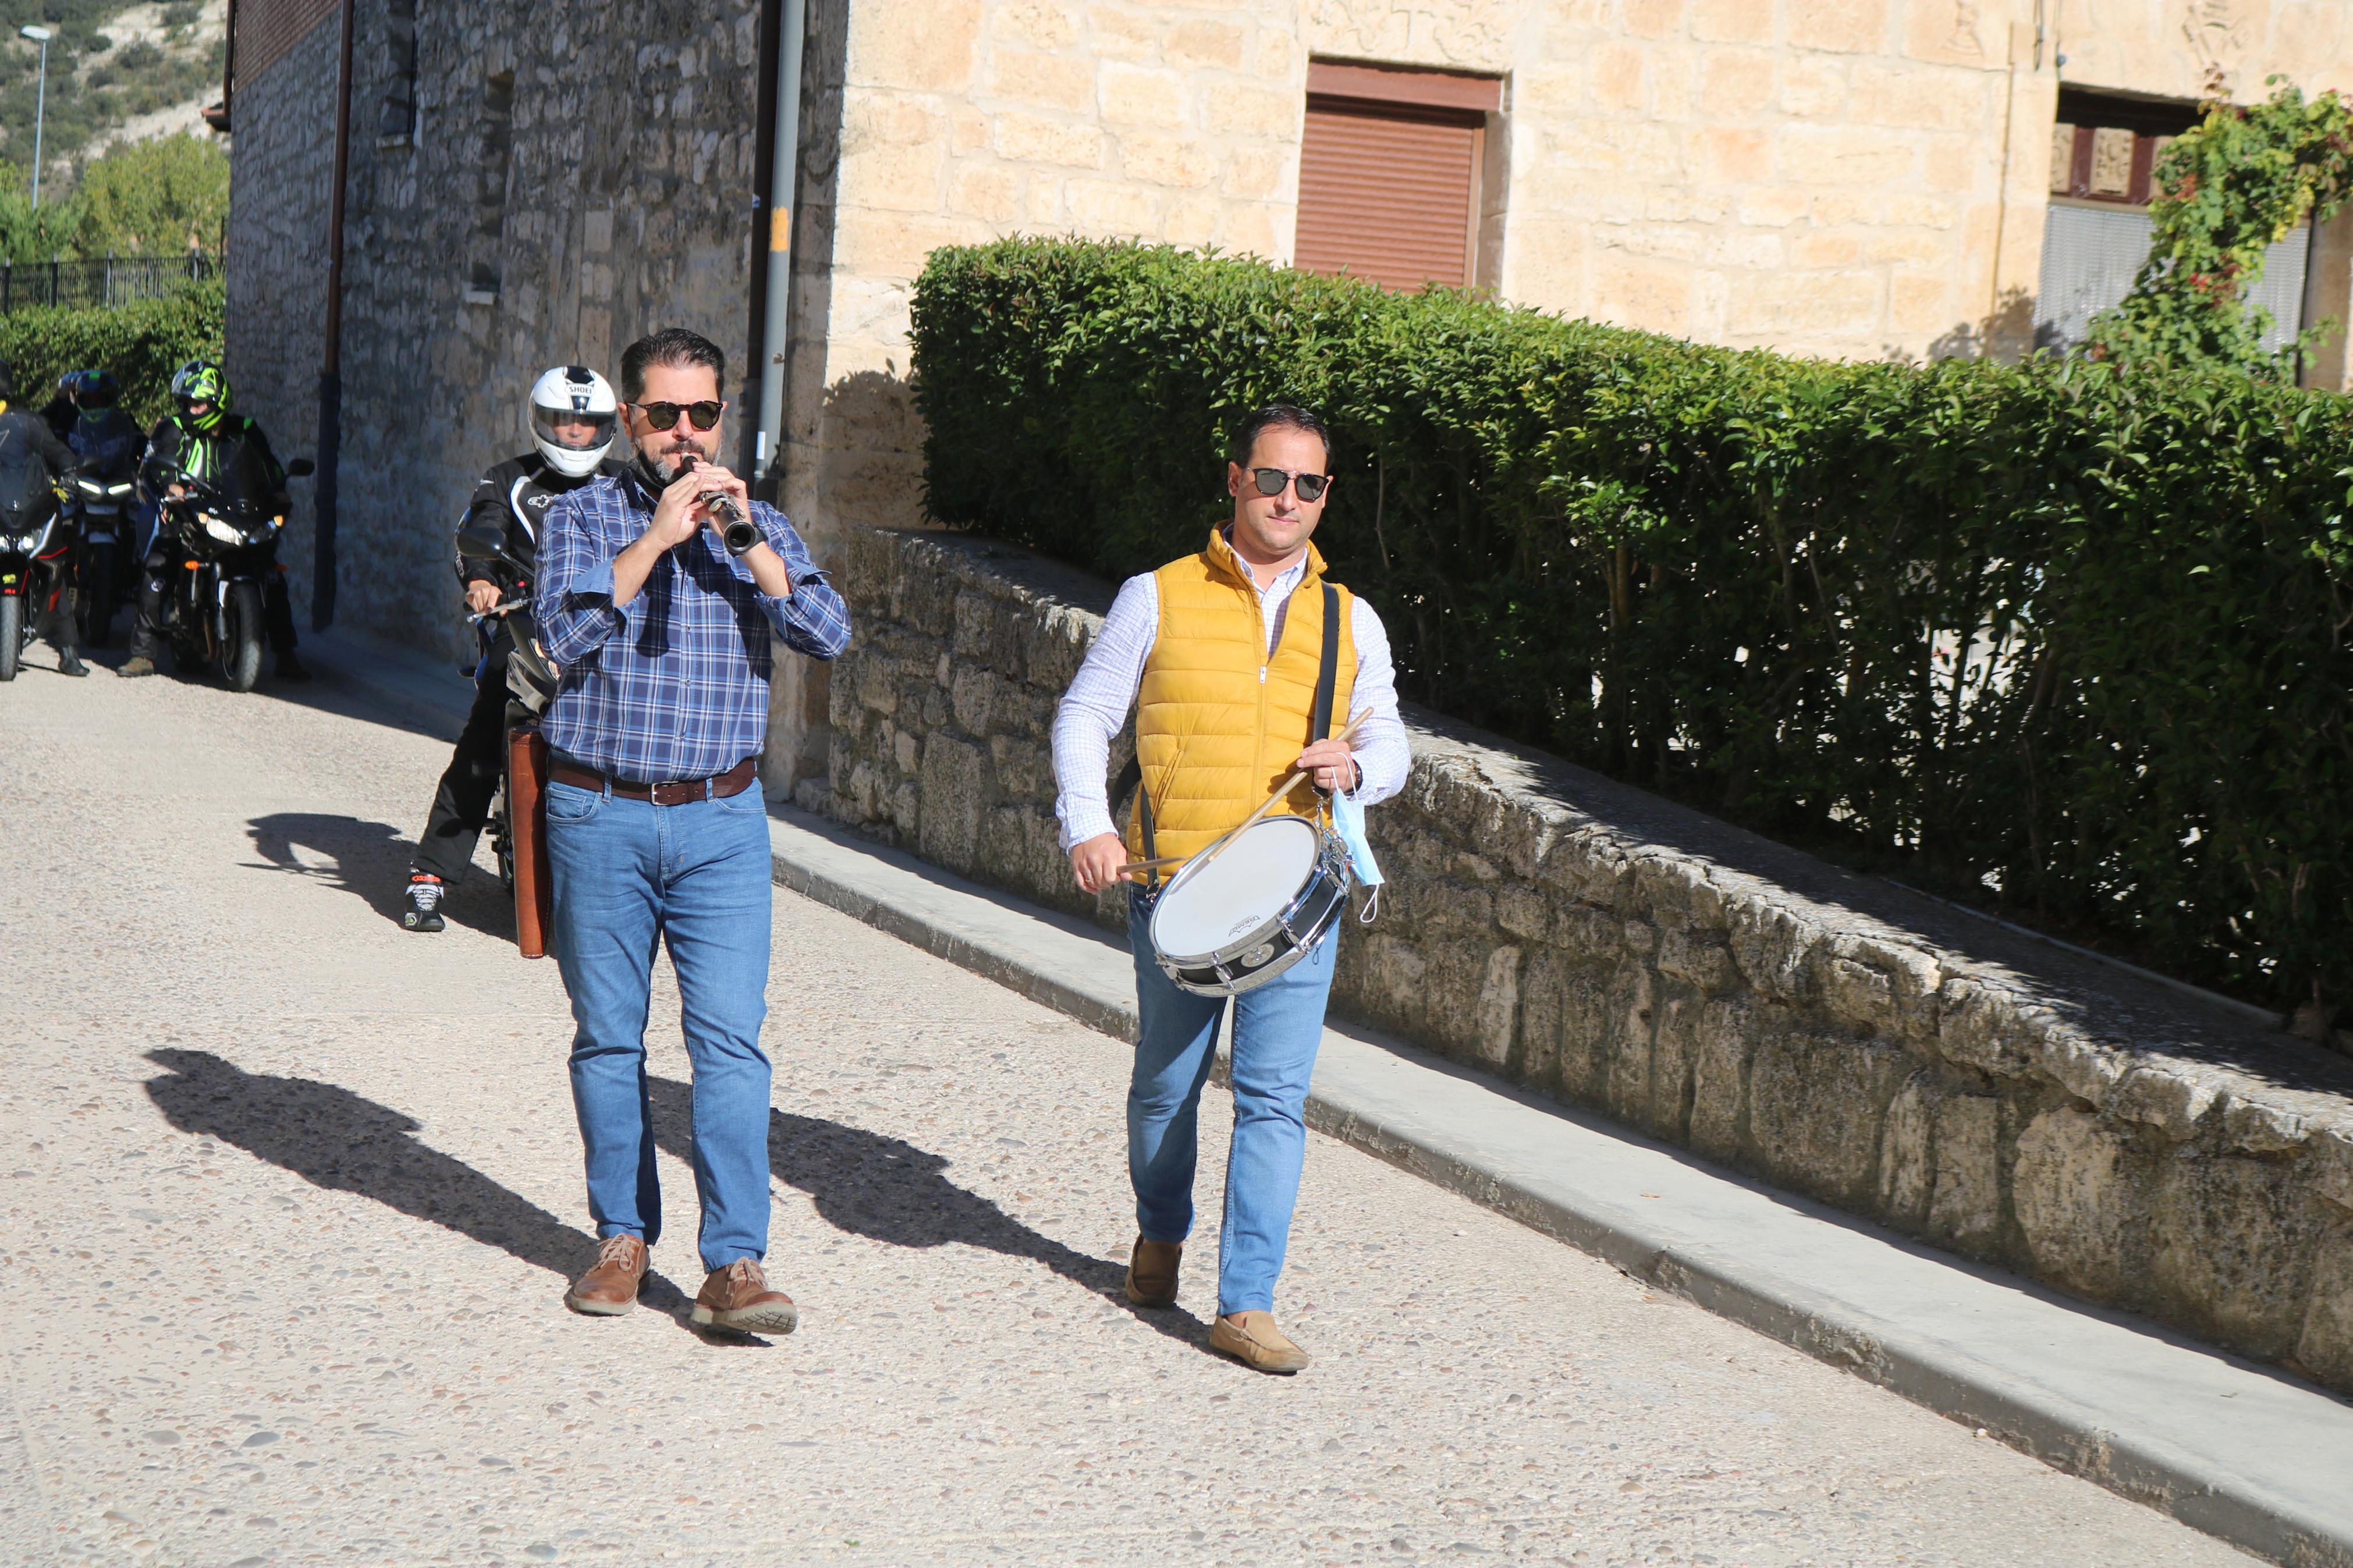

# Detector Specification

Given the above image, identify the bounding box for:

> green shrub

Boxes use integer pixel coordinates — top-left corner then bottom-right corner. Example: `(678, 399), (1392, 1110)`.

(0, 275), (220, 424)
(911, 237), (2353, 1014)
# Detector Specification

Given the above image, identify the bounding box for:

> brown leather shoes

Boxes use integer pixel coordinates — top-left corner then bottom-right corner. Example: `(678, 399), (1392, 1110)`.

(1211, 1310), (1312, 1374)
(565, 1234), (647, 1316)
(691, 1260), (800, 1335)
(1125, 1236), (1181, 1308)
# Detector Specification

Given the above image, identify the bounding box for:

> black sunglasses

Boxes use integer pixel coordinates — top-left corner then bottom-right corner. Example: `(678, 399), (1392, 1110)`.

(1248, 467), (1330, 502)
(632, 399), (726, 432)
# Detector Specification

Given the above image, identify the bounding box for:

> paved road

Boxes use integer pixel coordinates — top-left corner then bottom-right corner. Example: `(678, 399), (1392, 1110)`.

(0, 648), (2256, 1568)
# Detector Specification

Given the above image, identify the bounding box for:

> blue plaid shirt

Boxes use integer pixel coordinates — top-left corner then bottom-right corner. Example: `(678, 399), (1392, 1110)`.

(534, 471), (851, 783)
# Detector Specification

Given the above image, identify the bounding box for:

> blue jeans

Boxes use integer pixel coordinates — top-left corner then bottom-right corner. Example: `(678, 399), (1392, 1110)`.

(546, 775), (774, 1273)
(1127, 887), (1335, 1316)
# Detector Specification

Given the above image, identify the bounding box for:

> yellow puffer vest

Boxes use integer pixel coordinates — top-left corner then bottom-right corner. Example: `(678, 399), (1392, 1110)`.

(1127, 529), (1358, 869)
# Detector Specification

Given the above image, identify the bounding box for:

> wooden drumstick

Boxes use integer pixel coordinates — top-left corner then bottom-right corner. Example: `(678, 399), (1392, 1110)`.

(1115, 712), (1368, 878)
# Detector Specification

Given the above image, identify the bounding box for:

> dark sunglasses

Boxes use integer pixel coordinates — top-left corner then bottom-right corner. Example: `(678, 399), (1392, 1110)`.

(632, 399), (725, 432)
(1248, 467), (1330, 503)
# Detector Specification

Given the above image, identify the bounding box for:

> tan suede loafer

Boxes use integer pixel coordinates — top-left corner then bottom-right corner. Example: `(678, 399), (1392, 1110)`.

(1126, 1237), (1181, 1308)
(1210, 1310), (1311, 1374)
(691, 1260), (800, 1335)
(565, 1234), (647, 1316)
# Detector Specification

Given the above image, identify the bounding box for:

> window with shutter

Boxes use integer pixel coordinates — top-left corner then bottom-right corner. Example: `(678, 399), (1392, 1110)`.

(2033, 87), (2312, 355)
(1296, 61), (1502, 293)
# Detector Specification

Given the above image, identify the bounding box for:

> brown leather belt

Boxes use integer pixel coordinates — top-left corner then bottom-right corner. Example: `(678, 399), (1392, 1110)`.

(549, 756), (758, 806)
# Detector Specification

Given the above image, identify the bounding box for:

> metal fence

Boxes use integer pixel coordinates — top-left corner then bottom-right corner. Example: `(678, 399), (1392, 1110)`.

(0, 253), (218, 314)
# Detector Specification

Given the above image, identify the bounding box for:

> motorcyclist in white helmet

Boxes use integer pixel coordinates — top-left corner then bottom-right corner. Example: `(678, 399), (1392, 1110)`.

(402, 366), (624, 931)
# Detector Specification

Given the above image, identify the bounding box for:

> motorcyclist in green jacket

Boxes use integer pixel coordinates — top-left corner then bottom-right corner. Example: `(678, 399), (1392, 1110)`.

(119, 360), (308, 681)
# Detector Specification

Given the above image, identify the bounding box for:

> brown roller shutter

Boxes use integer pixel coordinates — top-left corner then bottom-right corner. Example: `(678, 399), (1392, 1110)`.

(1296, 65), (1498, 293)
(1297, 97), (1484, 291)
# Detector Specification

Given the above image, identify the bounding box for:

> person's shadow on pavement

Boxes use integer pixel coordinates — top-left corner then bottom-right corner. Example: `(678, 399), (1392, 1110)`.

(242, 812), (514, 939)
(646, 1075), (1215, 1354)
(140, 1048), (700, 1332)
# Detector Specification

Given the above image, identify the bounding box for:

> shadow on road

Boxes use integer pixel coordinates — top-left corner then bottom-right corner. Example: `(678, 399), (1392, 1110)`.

(140, 1048), (700, 1332)
(242, 811), (514, 940)
(644, 1075), (1215, 1356)
(133, 1050), (1207, 1354)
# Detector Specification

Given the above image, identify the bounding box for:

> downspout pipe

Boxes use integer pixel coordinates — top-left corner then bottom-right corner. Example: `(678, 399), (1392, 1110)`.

(751, 0), (806, 500)
(313, 0), (357, 631)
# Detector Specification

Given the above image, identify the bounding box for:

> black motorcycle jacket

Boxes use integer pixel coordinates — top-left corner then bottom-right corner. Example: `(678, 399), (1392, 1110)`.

(141, 413), (288, 514)
(0, 406), (81, 503)
(456, 452), (626, 592)
(69, 406), (141, 480)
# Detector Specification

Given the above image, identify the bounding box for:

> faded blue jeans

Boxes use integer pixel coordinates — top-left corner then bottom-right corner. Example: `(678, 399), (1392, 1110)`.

(1127, 886), (1335, 1316)
(546, 774), (774, 1273)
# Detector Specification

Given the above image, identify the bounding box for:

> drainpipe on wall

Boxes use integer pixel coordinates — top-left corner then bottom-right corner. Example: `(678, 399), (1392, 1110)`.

(313, 0), (356, 632)
(749, 0), (807, 501)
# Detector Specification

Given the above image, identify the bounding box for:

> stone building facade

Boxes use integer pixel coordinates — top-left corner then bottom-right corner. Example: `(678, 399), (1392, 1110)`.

(226, 0), (2353, 788)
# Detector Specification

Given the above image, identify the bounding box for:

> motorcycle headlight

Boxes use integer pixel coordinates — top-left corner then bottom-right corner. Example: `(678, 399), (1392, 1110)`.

(201, 514), (242, 546)
(12, 532), (36, 552)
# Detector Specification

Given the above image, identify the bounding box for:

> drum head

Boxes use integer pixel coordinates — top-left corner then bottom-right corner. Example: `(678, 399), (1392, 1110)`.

(1152, 816), (1322, 959)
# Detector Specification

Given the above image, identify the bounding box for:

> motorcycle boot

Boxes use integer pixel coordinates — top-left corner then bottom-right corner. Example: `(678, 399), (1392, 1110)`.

(403, 874), (447, 933)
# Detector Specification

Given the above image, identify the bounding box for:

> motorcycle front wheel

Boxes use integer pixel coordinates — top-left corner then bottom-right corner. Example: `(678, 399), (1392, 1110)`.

(221, 582), (263, 692)
(0, 593), (19, 681)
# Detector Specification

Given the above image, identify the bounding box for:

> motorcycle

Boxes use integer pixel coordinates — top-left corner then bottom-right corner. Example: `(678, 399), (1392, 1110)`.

(151, 451), (314, 691)
(456, 522), (559, 957)
(68, 472), (137, 648)
(0, 469), (72, 682)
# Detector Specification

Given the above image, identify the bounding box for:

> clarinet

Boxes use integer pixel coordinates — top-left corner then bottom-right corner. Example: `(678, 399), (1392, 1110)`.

(679, 453), (761, 556)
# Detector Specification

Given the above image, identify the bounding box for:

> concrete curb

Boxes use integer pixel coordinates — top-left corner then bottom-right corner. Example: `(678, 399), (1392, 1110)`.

(301, 631), (2353, 1568)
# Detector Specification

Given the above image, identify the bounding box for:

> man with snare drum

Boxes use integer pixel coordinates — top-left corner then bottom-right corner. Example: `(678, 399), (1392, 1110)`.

(1052, 404), (1408, 1373)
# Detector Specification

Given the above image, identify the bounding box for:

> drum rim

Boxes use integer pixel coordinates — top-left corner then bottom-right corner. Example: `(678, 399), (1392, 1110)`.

(1148, 815), (1328, 964)
(1151, 826), (1353, 979)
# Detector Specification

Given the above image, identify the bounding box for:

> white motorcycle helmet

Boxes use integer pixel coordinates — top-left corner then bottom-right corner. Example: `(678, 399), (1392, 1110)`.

(526, 364), (619, 478)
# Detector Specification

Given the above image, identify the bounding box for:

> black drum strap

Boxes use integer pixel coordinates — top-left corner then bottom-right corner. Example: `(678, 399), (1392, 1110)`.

(1310, 583), (1340, 744)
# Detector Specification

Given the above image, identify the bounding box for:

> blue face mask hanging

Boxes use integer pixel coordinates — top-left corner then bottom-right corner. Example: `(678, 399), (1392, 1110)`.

(1330, 784), (1384, 921)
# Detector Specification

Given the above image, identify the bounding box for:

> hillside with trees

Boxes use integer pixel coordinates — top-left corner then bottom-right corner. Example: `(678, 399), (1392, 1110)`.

(0, 0), (226, 261)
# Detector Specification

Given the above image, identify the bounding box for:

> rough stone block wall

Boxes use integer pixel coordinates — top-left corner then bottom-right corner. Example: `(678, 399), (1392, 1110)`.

(820, 524), (2353, 1397)
(229, 0), (773, 663)
(223, 15), (340, 622)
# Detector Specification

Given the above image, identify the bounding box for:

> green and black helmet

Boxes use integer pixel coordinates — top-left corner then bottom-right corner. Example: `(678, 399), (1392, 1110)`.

(171, 359), (229, 430)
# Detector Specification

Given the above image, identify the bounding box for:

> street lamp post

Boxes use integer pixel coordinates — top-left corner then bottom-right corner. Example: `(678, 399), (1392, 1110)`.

(19, 26), (49, 207)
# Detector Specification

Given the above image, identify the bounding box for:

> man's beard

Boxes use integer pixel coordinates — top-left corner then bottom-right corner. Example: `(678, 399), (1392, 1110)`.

(637, 434), (712, 488)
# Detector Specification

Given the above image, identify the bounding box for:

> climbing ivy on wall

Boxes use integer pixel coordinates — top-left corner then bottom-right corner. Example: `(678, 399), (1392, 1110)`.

(2089, 80), (2353, 378)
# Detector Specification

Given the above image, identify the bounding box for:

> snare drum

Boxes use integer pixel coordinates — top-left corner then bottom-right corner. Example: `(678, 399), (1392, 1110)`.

(1147, 815), (1353, 996)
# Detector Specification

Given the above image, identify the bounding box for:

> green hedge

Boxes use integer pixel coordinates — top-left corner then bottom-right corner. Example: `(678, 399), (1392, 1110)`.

(0, 278), (223, 426)
(911, 238), (2353, 1014)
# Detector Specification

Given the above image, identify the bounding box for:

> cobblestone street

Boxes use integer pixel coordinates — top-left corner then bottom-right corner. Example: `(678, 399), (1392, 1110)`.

(0, 662), (2258, 1567)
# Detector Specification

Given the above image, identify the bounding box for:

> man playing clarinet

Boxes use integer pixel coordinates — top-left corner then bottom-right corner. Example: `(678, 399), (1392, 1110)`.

(1051, 404), (1409, 1373)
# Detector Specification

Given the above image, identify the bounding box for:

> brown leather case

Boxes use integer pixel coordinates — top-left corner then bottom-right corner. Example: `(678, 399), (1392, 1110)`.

(507, 728), (555, 959)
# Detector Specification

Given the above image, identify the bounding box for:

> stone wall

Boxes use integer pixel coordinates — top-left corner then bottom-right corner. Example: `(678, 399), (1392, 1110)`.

(222, 14), (340, 623)
(819, 524), (2353, 1397)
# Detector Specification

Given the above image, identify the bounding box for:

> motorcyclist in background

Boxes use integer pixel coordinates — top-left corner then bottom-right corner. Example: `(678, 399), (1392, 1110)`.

(66, 369), (143, 650)
(400, 365), (624, 933)
(68, 369), (141, 478)
(119, 359), (309, 681)
(38, 371), (80, 442)
(0, 358), (88, 675)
